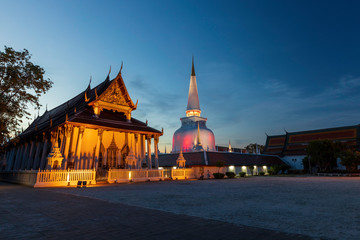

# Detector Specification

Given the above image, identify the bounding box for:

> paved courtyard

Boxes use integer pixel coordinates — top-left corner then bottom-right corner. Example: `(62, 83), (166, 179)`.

(1, 176), (359, 239)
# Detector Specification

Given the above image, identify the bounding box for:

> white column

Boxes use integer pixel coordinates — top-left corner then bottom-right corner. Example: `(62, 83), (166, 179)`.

(62, 124), (73, 169)
(147, 135), (152, 169)
(15, 144), (25, 170)
(141, 134), (146, 168)
(94, 129), (103, 170)
(74, 127), (84, 169)
(32, 141), (42, 170)
(154, 136), (159, 169)
(26, 140), (36, 170)
(6, 147), (16, 170)
(39, 136), (49, 170)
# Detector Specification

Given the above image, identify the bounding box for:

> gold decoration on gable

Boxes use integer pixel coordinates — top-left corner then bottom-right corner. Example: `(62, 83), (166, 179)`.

(100, 83), (128, 106)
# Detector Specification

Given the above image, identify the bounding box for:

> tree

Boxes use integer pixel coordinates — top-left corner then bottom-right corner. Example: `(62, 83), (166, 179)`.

(245, 143), (264, 154)
(305, 140), (342, 172)
(0, 46), (52, 145)
(339, 150), (360, 171)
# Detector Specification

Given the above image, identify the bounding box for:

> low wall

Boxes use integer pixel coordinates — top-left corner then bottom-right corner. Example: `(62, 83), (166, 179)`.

(0, 170), (38, 187)
(171, 169), (194, 180)
(108, 169), (164, 183)
(0, 170), (96, 187)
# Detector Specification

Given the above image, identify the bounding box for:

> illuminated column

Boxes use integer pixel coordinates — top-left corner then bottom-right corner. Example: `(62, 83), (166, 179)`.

(50, 131), (57, 149)
(103, 150), (108, 167)
(141, 134), (146, 167)
(32, 140), (42, 170)
(94, 129), (103, 170)
(147, 135), (152, 169)
(62, 124), (73, 169)
(75, 127), (84, 169)
(26, 140), (36, 169)
(135, 134), (140, 169)
(119, 132), (121, 167)
(154, 136), (159, 168)
(59, 127), (65, 154)
(39, 134), (49, 170)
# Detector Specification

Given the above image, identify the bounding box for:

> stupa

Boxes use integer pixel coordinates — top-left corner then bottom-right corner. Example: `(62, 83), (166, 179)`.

(172, 57), (215, 152)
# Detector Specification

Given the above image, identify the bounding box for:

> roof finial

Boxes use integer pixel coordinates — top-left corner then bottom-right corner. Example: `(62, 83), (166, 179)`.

(88, 75), (92, 88)
(191, 55), (195, 76)
(120, 61), (123, 74)
(108, 65), (111, 76)
(85, 91), (90, 102)
(45, 104), (48, 112)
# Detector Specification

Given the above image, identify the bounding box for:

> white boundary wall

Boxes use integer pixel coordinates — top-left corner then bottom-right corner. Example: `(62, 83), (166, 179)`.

(0, 169), (96, 187)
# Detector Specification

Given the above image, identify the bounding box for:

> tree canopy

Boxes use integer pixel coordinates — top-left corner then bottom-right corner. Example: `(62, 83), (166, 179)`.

(245, 143), (264, 154)
(303, 140), (343, 172)
(0, 46), (53, 145)
(339, 150), (360, 171)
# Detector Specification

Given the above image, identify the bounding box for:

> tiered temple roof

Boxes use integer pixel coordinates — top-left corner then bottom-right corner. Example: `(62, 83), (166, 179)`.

(263, 125), (360, 156)
(18, 69), (161, 141)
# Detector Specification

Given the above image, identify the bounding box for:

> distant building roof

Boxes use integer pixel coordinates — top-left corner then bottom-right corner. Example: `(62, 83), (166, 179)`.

(263, 125), (360, 156)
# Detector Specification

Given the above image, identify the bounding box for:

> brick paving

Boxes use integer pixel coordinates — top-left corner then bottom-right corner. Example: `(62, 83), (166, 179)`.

(0, 182), (311, 240)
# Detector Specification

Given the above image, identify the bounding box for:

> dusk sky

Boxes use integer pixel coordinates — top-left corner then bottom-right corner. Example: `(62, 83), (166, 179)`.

(1, 0), (360, 152)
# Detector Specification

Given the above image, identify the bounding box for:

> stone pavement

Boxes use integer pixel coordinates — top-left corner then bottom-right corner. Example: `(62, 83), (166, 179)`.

(0, 182), (311, 240)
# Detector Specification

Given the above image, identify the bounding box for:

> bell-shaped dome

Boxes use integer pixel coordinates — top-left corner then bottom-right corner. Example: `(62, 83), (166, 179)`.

(172, 120), (215, 152)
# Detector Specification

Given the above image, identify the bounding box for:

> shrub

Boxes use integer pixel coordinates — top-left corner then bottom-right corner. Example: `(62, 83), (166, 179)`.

(213, 173), (225, 179)
(280, 165), (291, 174)
(259, 171), (265, 176)
(239, 172), (246, 177)
(225, 172), (236, 178)
(269, 165), (280, 175)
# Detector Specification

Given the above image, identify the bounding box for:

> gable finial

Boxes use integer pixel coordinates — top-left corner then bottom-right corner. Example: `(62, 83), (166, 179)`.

(85, 91), (90, 102)
(88, 75), (92, 88)
(95, 88), (98, 99)
(108, 65), (111, 76)
(135, 99), (138, 109)
(120, 61), (123, 74)
(45, 104), (48, 112)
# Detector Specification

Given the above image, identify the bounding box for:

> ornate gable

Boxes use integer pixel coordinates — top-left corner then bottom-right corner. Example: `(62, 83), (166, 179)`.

(89, 68), (138, 121)
(100, 80), (128, 106)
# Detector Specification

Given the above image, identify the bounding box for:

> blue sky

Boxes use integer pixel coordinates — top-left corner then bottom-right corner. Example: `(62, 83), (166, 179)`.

(1, 0), (360, 151)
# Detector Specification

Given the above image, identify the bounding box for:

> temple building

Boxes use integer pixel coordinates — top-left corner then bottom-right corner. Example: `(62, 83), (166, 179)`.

(1, 66), (163, 172)
(263, 125), (360, 169)
(172, 58), (215, 152)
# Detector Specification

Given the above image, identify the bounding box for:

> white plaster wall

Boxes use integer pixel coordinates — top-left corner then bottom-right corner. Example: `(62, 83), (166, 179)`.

(281, 155), (306, 170)
(192, 166), (226, 178)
